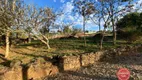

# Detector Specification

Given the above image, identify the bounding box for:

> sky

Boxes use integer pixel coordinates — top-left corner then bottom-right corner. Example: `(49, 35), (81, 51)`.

(24, 0), (142, 31)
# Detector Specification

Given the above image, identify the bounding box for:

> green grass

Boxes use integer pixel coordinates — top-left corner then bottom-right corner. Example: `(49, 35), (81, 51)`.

(18, 36), (142, 55)
(3, 35), (140, 63)
(0, 35), (141, 66)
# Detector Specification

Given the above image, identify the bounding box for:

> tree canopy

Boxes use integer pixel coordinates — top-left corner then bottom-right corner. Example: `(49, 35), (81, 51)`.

(116, 12), (142, 32)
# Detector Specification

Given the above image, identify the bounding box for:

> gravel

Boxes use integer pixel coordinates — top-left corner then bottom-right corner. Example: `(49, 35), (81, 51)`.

(45, 53), (142, 80)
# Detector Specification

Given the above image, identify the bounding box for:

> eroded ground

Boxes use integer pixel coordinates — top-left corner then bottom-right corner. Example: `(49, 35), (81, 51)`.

(46, 53), (142, 80)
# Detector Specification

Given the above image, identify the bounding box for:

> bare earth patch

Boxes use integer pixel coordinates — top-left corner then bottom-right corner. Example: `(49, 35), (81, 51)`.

(46, 53), (142, 80)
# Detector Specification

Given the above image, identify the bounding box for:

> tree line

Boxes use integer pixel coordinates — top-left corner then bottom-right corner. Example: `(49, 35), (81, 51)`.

(0, 0), (141, 58)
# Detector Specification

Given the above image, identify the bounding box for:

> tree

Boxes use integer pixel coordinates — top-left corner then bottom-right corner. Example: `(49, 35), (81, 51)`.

(86, 0), (135, 49)
(25, 27), (32, 43)
(0, 0), (19, 58)
(116, 12), (142, 42)
(14, 0), (24, 39)
(23, 5), (56, 49)
(74, 0), (95, 46)
(96, 0), (134, 45)
(63, 25), (72, 34)
(72, 27), (82, 35)
(117, 12), (142, 31)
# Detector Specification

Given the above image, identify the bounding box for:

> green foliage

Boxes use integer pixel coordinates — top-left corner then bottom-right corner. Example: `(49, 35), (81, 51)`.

(63, 26), (72, 34)
(72, 28), (82, 35)
(119, 30), (142, 42)
(73, 0), (95, 17)
(25, 27), (32, 33)
(117, 12), (142, 31)
(39, 27), (49, 35)
(117, 12), (142, 42)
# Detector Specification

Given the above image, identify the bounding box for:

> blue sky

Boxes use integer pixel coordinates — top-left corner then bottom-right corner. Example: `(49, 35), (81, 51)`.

(24, 0), (142, 31)
(24, 0), (71, 10)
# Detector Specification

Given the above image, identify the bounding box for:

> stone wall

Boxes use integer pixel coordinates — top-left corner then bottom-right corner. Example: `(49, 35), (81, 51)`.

(61, 56), (81, 71)
(27, 58), (59, 80)
(60, 51), (105, 71)
(1, 45), (141, 80)
(81, 51), (104, 66)
(0, 51), (105, 80)
(0, 66), (23, 80)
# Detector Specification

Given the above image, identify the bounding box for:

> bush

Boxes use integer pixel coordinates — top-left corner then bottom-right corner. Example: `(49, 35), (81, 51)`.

(117, 30), (142, 42)
(93, 33), (103, 43)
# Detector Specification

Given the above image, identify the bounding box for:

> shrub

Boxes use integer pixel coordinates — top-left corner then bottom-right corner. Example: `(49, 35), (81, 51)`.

(117, 30), (142, 42)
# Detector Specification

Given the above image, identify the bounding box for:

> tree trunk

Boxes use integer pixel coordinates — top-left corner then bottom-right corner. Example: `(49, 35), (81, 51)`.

(28, 33), (31, 43)
(100, 27), (106, 50)
(100, 34), (104, 50)
(83, 16), (86, 46)
(99, 18), (101, 31)
(5, 30), (10, 58)
(110, 3), (116, 45)
(42, 34), (51, 49)
(112, 18), (116, 45)
(34, 34), (51, 49)
(46, 40), (50, 49)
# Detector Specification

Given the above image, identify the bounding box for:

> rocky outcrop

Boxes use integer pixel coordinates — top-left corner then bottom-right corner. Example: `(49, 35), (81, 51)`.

(61, 56), (81, 71)
(60, 51), (105, 70)
(81, 53), (95, 66)
(0, 63), (23, 80)
(27, 58), (59, 80)
(0, 51), (105, 80)
(81, 51), (104, 66)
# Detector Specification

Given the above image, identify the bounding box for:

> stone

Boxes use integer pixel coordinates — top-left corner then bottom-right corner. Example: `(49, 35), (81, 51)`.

(81, 53), (95, 66)
(0, 66), (23, 80)
(27, 60), (59, 80)
(27, 64), (47, 80)
(62, 56), (81, 71)
(94, 51), (104, 61)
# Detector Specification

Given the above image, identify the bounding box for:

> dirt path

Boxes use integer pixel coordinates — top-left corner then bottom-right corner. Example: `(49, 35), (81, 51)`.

(46, 53), (142, 80)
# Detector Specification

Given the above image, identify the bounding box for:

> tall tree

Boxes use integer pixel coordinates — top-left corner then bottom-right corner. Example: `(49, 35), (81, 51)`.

(86, 0), (136, 49)
(0, 0), (17, 58)
(74, 0), (95, 46)
(23, 5), (56, 49)
(116, 12), (142, 42)
(99, 0), (134, 45)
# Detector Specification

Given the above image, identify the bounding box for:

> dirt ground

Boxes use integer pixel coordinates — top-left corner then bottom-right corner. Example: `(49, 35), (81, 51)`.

(46, 53), (142, 80)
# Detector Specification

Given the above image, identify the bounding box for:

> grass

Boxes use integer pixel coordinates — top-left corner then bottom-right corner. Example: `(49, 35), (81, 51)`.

(0, 35), (141, 66)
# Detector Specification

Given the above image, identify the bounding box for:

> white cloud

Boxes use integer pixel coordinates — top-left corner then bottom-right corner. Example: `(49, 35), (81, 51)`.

(71, 0), (74, 2)
(62, 2), (74, 14)
(132, 0), (142, 12)
(53, 0), (56, 2)
(54, 0), (102, 31)
(68, 15), (74, 21)
(60, 0), (65, 3)
(55, 2), (75, 25)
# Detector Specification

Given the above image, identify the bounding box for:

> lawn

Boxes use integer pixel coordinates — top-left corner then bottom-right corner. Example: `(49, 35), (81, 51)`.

(0, 35), (141, 65)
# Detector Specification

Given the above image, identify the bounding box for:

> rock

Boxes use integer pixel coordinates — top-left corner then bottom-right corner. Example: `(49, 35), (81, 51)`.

(81, 53), (95, 66)
(94, 51), (104, 61)
(81, 51), (104, 66)
(0, 66), (23, 80)
(28, 64), (48, 80)
(62, 55), (81, 71)
(27, 59), (58, 80)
